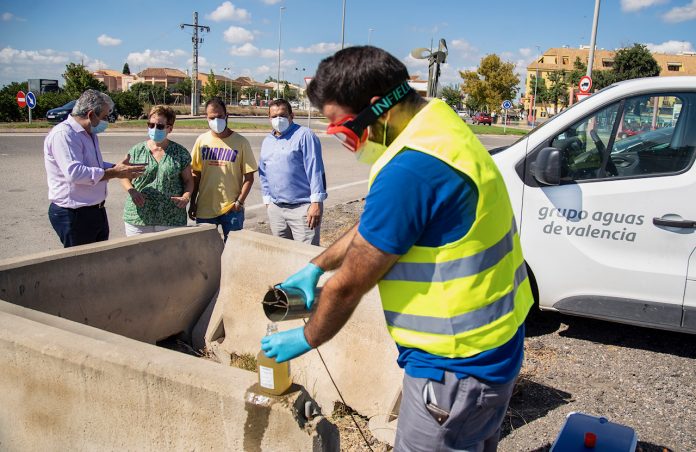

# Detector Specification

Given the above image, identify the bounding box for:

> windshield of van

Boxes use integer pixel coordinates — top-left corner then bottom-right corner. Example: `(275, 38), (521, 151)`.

(510, 83), (620, 147)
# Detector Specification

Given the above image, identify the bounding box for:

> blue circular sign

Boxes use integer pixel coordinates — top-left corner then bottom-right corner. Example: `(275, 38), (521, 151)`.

(26, 91), (37, 109)
(502, 100), (513, 110)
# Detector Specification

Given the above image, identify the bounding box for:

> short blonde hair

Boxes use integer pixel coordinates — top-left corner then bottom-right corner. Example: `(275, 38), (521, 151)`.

(148, 105), (176, 126)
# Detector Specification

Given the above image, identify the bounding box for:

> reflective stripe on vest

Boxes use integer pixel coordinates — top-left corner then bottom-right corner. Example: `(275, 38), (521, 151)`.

(383, 220), (518, 283)
(383, 262), (528, 335)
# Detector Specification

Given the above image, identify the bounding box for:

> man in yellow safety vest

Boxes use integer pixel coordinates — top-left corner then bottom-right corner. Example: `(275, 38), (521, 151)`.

(261, 46), (534, 451)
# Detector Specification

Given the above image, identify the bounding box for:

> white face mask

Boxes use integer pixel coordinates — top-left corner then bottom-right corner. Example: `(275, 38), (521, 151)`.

(208, 117), (227, 134)
(271, 116), (290, 134)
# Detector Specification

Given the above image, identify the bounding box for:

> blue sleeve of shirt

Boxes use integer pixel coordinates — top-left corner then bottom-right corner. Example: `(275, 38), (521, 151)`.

(358, 150), (478, 254)
(301, 129), (327, 202)
(258, 137), (272, 202)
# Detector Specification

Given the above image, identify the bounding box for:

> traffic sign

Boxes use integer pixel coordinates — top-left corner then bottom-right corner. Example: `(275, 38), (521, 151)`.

(16, 91), (26, 108)
(502, 99), (513, 110)
(26, 91), (37, 109)
(579, 75), (592, 94)
(304, 76), (313, 87)
(577, 93), (591, 102)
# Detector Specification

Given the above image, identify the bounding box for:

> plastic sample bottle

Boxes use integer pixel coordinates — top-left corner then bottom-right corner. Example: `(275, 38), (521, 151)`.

(257, 323), (292, 395)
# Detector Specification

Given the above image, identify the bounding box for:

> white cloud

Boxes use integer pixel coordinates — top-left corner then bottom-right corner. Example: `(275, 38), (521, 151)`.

(0, 47), (70, 65)
(519, 48), (532, 58)
(646, 40), (695, 53)
(260, 48), (282, 58)
(663, 0), (696, 22)
(262, 0), (283, 4)
(290, 42), (342, 54)
(2, 12), (13, 21)
(97, 34), (122, 47)
(229, 43), (259, 57)
(255, 64), (272, 75)
(207, 1), (250, 22)
(223, 26), (254, 44)
(126, 49), (187, 67)
(621, 0), (667, 12)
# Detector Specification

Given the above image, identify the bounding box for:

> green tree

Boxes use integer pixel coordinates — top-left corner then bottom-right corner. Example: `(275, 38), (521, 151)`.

(545, 70), (569, 114)
(110, 91), (144, 119)
(612, 43), (661, 82)
(202, 70), (220, 101)
(440, 85), (463, 109)
(129, 82), (171, 105)
(0, 82), (28, 122)
(460, 54), (519, 113)
(62, 63), (107, 98)
(122, 62), (131, 75)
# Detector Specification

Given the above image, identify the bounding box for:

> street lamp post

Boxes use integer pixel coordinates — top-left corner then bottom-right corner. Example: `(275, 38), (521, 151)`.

(277, 6), (286, 99)
(223, 67), (233, 105)
(586, 0), (601, 77)
(341, 0), (346, 49)
(368, 28), (374, 45)
(531, 45), (541, 128)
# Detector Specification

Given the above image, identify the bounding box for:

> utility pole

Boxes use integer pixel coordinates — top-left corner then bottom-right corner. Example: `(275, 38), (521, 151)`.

(341, 0), (346, 49)
(586, 0), (601, 77)
(277, 6), (286, 98)
(181, 12), (210, 116)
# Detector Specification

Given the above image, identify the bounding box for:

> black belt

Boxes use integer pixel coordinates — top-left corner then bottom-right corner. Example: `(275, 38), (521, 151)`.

(274, 202), (305, 208)
(77, 201), (106, 209)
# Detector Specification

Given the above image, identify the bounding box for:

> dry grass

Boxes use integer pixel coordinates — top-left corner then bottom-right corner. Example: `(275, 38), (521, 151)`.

(230, 352), (258, 372)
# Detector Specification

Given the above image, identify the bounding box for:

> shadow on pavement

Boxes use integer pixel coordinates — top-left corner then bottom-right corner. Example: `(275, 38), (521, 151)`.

(524, 308), (696, 359)
(500, 378), (572, 440)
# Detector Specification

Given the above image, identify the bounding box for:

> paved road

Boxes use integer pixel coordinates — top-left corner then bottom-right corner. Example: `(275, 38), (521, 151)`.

(0, 131), (518, 259)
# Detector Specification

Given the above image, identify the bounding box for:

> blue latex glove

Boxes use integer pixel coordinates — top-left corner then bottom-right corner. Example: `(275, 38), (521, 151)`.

(261, 327), (312, 363)
(279, 263), (324, 309)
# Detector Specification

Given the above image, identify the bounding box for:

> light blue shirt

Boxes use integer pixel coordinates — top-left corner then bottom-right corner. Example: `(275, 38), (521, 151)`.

(259, 122), (327, 205)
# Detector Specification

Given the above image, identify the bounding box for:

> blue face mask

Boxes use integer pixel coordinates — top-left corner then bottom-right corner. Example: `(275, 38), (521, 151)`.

(148, 127), (167, 143)
(91, 120), (108, 134)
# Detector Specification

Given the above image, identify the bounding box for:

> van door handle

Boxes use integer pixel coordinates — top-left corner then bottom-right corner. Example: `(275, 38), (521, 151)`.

(653, 217), (696, 228)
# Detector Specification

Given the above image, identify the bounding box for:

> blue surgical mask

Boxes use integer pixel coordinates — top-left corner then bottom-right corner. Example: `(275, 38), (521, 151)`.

(148, 127), (167, 143)
(91, 120), (108, 134)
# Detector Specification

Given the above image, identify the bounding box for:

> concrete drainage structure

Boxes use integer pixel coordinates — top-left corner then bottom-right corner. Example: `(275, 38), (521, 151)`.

(0, 226), (339, 451)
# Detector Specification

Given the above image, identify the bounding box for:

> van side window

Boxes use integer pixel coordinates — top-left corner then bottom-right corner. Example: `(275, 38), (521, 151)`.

(610, 94), (695, 177)
(550, 102), (620, 181)
(550, 92), (695, 182)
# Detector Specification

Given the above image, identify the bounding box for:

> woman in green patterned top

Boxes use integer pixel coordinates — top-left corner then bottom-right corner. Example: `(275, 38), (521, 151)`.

(121, 105), (194, 236)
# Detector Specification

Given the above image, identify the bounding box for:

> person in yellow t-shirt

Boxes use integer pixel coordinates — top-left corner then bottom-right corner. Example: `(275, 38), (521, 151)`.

(189, 97), (258, 241)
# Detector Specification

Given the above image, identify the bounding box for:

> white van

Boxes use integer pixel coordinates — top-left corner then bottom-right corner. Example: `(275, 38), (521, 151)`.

(492, 76), (696, 333)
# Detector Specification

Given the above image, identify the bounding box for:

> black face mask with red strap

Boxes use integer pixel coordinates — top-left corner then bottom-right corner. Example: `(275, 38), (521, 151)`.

(326, 81), (413, 152)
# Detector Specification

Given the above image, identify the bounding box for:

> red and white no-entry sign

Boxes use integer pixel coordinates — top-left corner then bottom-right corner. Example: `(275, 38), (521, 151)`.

(578, 75), (593, 94)
(16, 91), (26, 108)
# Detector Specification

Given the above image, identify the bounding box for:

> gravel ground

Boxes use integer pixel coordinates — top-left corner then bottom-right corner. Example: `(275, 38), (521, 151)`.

(248, 201), (696, 452)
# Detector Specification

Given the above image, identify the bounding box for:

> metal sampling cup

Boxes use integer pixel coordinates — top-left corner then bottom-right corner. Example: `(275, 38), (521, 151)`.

(262, 285), (321, 322)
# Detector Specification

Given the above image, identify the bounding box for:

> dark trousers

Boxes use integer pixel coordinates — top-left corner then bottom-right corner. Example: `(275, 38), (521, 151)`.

(48, 202), (110, 248)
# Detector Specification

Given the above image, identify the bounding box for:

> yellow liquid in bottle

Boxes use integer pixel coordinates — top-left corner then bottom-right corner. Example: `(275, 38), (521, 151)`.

(256, 350), (292, 396)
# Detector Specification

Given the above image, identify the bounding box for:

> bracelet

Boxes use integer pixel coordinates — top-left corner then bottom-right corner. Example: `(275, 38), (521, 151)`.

(234, 199), (244, 207)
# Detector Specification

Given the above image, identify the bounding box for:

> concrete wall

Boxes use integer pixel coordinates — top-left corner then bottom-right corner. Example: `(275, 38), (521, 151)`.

(215, 230), (403, 419)
(0, 226), (223, 344)
(0, 300), (338, 451)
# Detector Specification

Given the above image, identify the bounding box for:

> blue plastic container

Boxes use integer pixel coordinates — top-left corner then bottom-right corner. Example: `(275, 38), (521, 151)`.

(551, 412), (638, 452)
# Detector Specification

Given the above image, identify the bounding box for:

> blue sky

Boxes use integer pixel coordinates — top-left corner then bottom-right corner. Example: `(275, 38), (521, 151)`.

(1, 0), (695, 93)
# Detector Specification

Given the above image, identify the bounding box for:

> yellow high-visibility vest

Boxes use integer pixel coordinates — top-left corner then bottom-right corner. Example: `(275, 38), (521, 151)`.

(369, 99), (533, 358)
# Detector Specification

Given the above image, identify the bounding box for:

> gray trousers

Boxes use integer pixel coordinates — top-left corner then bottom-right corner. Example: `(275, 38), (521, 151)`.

(267, 202), (320, 246)
(394, 371), (516, 452)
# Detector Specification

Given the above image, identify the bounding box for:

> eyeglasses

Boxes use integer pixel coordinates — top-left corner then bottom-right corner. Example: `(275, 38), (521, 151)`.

(147, 122), (169, 130)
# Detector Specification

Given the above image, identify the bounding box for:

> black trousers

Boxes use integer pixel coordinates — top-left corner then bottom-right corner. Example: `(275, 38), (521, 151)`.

(48, 202), (110, 248)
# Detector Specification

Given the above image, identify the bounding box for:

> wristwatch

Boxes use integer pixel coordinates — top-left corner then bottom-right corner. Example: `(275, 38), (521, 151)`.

(234, 199), (244, 208)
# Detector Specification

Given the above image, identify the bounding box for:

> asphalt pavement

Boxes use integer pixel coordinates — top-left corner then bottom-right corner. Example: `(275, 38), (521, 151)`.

(0, 130), (518, 260)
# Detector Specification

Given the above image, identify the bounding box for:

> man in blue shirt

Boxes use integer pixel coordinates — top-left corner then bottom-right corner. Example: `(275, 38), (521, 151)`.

(259, 99), (327, 245)
(261, 47), (532, 451)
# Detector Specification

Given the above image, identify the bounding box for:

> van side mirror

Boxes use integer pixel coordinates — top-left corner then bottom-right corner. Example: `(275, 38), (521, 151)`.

(533, 147), (562, 186)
